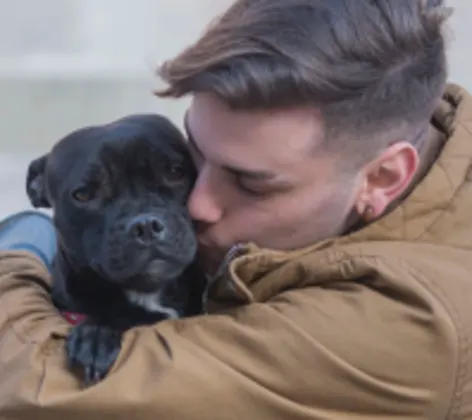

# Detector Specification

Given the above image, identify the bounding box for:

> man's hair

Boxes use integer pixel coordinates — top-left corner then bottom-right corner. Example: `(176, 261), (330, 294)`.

(156, 0), (452, 164)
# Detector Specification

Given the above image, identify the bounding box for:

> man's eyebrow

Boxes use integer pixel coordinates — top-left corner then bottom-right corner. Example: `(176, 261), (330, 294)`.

(183, 111), (277, 181)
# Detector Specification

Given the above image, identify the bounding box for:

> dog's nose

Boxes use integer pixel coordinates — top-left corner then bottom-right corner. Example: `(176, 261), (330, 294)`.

(128, 215), (165, 244)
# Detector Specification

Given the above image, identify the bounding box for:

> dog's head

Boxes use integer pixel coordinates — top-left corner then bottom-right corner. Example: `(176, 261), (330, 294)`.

(26, 114), (198, 293)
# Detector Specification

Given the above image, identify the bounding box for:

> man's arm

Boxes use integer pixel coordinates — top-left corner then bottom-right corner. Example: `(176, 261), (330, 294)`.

(0, 251), (455, 419)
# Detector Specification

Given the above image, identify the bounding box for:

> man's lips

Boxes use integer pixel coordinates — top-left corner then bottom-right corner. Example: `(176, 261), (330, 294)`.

(196, 236), (230, 272)
(197, 233), (213, 248)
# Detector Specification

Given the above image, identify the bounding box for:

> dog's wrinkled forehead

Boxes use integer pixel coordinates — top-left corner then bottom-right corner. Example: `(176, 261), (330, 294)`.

(48, 114), (192, 188)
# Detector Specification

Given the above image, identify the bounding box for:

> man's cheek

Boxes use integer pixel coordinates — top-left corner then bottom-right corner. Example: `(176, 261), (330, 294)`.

(226, 211), (271, 243)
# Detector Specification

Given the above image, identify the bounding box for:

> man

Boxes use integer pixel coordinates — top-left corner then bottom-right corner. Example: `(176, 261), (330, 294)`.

(0, 0), (469, 418)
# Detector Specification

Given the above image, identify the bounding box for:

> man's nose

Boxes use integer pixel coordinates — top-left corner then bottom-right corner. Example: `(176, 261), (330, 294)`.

(187, 166), (223, 224)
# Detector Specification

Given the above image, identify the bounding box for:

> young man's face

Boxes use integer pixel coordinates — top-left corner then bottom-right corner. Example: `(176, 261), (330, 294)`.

(184, 93), (361, 272)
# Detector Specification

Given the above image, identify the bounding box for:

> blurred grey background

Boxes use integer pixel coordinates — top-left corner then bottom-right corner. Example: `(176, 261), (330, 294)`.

(0, 0), (469, 216)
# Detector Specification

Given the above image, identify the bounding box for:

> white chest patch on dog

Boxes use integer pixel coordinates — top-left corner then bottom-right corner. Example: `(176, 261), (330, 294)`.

(125, 290), (180, 319)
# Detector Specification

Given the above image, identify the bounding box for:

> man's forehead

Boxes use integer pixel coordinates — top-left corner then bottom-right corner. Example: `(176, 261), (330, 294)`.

(184, 110), (278, 180)
(184, 99), (321, 170)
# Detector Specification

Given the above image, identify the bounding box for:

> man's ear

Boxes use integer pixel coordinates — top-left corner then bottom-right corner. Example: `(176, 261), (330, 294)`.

(26, 154), (51, 208)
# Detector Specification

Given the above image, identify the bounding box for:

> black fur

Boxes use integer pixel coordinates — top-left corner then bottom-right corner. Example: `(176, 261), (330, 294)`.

(26, 114), (206, 385)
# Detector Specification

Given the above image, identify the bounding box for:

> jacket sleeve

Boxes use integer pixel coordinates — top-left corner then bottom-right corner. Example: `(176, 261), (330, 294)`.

(0, 251), (456, 420)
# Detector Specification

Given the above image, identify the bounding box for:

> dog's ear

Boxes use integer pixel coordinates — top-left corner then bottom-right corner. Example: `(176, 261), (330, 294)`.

(26, 154), (51, 208)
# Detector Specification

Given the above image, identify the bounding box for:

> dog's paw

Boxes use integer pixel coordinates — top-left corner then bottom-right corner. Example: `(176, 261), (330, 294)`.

(66, 320), (122, 385)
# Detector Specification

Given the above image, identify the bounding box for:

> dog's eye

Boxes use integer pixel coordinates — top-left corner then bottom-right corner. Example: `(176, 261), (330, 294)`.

(71, 187), (95, 203)
(166, 164), (186, 183)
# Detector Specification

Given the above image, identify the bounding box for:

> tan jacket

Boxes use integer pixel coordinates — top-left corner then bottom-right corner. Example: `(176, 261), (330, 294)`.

(1, 84), (472, 419)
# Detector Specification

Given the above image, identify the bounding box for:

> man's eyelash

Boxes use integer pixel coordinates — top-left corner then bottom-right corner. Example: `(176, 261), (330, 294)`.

(235, 178), (269, 198)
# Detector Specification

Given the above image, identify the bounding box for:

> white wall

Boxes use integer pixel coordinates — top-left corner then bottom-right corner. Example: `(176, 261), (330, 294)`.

(446, 0), (472, 89)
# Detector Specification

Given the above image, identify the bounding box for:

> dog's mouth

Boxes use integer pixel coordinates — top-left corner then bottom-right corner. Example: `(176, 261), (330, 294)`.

(90, 259), (109, 279)
(90, 256), (187, 293)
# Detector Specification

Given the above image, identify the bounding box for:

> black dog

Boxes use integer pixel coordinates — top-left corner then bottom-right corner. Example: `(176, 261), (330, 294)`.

(26, 114), (206, 385)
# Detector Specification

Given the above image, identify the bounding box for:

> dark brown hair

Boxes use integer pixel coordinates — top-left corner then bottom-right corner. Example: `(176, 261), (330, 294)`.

(156, 0), (452, 163)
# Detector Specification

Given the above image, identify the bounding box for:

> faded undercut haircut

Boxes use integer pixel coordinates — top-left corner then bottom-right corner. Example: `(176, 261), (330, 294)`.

(156, 0), (452, 165)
